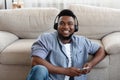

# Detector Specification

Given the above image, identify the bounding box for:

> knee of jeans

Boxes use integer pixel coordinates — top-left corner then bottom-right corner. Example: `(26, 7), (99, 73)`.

(32, 65), (49, 75)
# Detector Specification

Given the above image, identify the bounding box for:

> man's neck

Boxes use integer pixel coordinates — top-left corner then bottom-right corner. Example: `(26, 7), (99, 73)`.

(57, 32), (73, 44)
(60, 39), (71, 44)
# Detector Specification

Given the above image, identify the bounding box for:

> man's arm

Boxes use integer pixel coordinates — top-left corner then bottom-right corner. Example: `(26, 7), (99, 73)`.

(83, 47), (106, 73)
(31, 56), (82, 77)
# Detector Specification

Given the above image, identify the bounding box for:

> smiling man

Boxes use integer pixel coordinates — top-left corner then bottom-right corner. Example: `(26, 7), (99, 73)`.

(26, 9), (106, 80)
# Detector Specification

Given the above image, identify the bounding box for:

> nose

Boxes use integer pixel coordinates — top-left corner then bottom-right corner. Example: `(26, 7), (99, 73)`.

(63, 24), (69, 29)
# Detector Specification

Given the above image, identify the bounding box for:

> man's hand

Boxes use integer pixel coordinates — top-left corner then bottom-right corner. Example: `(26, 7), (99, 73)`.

(81, 63), (92, 74)
(64, 67), (83, 77)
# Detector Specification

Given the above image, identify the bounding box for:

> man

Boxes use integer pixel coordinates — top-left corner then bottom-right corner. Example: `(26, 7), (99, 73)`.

(26, 9), (106, 80)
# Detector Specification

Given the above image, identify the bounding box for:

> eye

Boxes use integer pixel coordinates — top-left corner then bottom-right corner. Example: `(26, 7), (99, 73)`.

(68, 22), (74, 26)
(59, 21), (65, 26)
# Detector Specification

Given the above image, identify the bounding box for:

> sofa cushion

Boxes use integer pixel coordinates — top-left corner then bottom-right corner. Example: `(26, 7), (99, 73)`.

(102, 32), (120, 54)
(0, 31), (18, 53)
(0, 39), (35, 65)
(69, 4), (120, 39)
(0, 8), (59, 39)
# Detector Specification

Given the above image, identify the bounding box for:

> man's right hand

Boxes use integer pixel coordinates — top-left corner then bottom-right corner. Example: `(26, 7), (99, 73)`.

(64, 67), (83, 77)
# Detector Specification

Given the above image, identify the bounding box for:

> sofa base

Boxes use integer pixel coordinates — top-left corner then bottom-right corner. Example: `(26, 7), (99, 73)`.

(0, 64), (31, 80)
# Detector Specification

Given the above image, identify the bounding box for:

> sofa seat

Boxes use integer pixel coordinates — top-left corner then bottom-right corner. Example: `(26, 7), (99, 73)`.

(0, 39), (35, 65)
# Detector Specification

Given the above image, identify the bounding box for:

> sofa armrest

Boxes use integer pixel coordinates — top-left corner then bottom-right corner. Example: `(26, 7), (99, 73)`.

(0, 31), (18, 52)
(102, 32), (120, 54)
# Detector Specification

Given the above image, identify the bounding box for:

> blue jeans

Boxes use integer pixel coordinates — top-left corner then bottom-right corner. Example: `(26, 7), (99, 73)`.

(26, 65), (50, 80)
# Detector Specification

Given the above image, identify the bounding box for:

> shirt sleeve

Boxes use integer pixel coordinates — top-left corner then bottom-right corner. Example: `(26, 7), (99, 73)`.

(31, 34), (49, 59)
(84, 37), (100, 55)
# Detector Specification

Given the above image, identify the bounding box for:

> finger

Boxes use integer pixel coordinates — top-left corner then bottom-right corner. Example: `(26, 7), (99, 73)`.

(72, 69), (82, 76)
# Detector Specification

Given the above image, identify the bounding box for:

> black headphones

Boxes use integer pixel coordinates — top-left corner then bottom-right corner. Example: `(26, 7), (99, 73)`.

(53, 10), (79, 32)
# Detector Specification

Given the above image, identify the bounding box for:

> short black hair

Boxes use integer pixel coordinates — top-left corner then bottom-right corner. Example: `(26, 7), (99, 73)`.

(57, 9), (76, 19)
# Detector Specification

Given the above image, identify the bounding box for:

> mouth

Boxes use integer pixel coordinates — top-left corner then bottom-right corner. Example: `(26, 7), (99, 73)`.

(62, 30), (70, 34)
(58, 30), (73, 40)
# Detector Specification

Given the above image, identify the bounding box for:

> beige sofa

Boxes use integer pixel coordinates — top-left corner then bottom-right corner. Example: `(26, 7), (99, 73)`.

(0, 5), (120, 80)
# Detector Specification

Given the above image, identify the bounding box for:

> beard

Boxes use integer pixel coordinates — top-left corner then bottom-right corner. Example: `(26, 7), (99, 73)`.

(58, 32), (73, 40)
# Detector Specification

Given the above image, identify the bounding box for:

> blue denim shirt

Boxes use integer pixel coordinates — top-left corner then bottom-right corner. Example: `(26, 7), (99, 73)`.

(31, 31), (100, 80)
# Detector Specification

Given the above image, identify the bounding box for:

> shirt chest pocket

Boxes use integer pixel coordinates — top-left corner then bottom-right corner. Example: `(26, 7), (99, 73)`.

(72, 50), (88, 67)
(48, 50), (68, 67)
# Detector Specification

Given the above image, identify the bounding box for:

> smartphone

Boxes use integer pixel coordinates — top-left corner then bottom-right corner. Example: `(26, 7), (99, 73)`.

(82, 67), (90, 70)
(80, 67), (90, 71)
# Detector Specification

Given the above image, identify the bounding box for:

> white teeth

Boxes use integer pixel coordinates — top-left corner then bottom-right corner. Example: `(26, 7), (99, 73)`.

(63, 31), (69, 33)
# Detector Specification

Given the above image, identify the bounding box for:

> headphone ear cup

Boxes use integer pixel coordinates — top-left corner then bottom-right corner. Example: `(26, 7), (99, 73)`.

(74, 25), (78, 32)
(54, 23), (58, 30)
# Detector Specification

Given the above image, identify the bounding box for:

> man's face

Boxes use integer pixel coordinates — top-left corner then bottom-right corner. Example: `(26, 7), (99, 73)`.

(57, 16), (75, 40)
